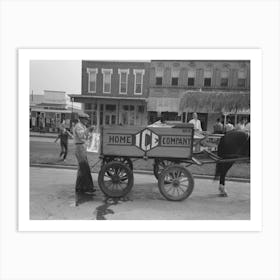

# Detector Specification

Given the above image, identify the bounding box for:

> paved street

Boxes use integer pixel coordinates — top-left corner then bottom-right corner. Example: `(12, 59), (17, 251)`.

(30, 167), (250, 220)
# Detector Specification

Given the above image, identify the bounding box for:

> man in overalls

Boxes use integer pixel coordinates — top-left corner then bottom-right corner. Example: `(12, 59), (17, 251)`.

(73, 112), (97, 195)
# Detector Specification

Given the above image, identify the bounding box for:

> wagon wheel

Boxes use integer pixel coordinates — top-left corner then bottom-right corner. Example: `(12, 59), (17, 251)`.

(103, 157), (133, 171)
(158, 165), (194, 201)
(98, 161), (134, 198)
(153, 159), (179, 180)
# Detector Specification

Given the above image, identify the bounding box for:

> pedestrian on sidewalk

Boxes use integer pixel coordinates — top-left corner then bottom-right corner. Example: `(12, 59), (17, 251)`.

(54, 127), (72, 161)
(73, 112), (97, 195)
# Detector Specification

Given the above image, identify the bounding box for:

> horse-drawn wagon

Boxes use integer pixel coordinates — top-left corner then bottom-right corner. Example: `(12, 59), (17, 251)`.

(94, 122), (250, 201)
(92, 119), (249, 201)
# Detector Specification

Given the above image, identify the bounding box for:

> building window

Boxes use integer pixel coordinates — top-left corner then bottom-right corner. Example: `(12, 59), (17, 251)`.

(220, 70), (229, 87)
(237, 70), (246, 88)
(220, 78), (229, 87)
(102, 69), (113, 93)
(171, 77), (179, 86)
(121, 104), (136, 125)
(188, 78), (195, 86)
(238, 78), (246, 88)
(87, 68), (97, 93)
(118, 69), (129, 94)
(187, 70), (196, 86)
(156, 77), (163, 85)
(204, 69), (212, 87)
(134, 69), (145, 95)
(204, 78), (211, 87)
(85, 103), (92, 110)
(171, 68), (179, 86)
(155, 67), (164, 86)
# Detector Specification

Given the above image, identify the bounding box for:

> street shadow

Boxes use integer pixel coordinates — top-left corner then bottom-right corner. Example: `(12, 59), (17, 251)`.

(95, 196), (132, 220)
(75, 192), (96, 207)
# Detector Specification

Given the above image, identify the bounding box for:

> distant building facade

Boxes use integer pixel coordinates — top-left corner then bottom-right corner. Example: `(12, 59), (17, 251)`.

(30, 90), (81, 132)
(148, 60), (250, 131)
(70, 60), (150, 130)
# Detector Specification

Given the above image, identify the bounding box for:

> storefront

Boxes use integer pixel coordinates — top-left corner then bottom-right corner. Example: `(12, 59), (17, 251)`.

(30, 90), (82, 132)
(179, 90), (250, 132)
(30, 107), (79, 132)
(147, 88), (183, 124)
(70, 96), (148, 130)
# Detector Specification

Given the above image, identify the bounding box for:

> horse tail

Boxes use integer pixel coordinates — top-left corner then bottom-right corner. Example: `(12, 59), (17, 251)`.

(214, 135), (225, 181)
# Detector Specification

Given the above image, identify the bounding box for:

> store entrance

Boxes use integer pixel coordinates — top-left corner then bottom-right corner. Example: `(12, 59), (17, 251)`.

(103, 104), (117, 125)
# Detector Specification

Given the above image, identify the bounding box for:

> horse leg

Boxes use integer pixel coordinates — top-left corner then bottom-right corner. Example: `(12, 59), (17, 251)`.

(218, 162), (234, 197)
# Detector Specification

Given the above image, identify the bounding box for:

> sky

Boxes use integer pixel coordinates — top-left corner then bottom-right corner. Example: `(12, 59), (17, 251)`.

(30, 60), (81, 95)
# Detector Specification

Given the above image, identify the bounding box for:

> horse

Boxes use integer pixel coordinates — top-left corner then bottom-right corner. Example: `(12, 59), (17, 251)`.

(214, 130), (250, 197)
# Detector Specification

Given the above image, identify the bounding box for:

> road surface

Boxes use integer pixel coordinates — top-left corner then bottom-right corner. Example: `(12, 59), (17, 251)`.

(30, 167), (250, 220)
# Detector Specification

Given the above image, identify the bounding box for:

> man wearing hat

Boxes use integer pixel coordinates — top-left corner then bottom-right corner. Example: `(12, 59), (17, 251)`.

(73, 112), (96, 194)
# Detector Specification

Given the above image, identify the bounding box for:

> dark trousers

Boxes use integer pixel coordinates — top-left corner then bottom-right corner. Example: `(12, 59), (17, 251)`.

(60, 141), (68, 160)
(75, 144), (94, 192)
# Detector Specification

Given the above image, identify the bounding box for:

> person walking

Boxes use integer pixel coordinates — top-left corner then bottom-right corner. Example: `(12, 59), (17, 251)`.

(73, 112), (96, 195)
(54, 127), (72, 161)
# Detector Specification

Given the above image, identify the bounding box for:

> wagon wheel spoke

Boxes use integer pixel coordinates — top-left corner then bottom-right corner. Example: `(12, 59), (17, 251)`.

(179, 178), (189, 183)
(178, 185), (186, 193)
(176, 187), (181, 197)
(104, 180), (113, 189)
(180, 181), (190, 188)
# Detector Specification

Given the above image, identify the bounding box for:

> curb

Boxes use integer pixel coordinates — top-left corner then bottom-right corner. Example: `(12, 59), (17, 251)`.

(30, 134), (57, 139)
(30, 163), (250, 183)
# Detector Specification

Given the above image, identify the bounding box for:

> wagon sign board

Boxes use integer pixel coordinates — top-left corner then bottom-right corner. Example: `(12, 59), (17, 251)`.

(101, 126), (194, 159)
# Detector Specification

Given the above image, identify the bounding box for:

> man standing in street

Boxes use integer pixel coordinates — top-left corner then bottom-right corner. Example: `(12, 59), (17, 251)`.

(73, 112), (96, 195)
(189, 112), (202, 131)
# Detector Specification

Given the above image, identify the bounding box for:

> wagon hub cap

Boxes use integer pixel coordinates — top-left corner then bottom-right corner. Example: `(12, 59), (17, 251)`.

(172, 179), (180, 187)
(112, 175), (120, 184)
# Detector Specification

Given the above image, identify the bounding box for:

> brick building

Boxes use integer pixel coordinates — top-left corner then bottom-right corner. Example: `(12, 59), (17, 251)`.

(148, 60), (250, 131)
(70, 60), (150, 130)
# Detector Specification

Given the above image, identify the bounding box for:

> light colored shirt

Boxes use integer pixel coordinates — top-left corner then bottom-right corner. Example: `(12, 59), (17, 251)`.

(235, 123), (245, 130)
(245, 122), (250, 132)
(225, 123), (234, 132)
(73, 121), (88, 144)
(189, 119), (202, 131)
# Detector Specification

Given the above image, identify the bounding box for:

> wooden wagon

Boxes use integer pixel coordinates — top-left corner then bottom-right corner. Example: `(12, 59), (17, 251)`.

(97, 124), (203, 201)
